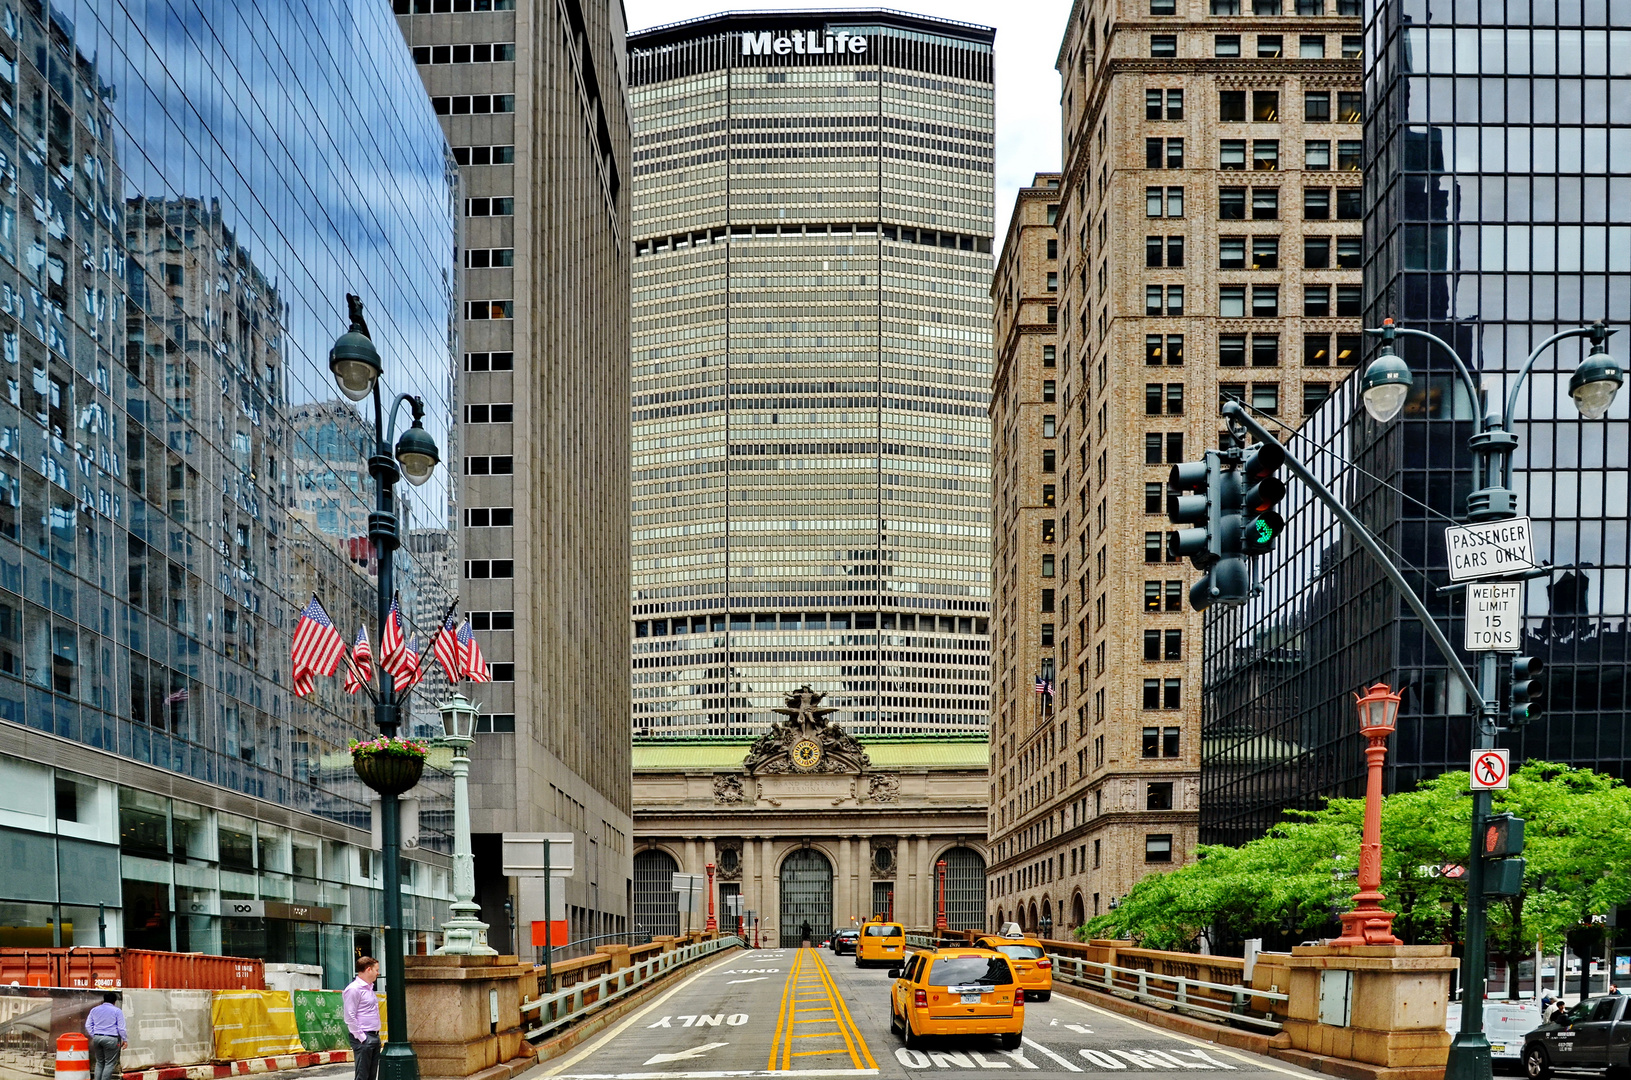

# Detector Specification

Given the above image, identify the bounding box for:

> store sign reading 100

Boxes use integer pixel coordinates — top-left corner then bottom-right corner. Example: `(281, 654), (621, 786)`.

(741, 30), (870, 56)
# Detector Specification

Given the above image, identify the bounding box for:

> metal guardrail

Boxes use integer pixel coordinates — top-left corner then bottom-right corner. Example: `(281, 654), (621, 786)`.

(1047, 953), (1288, 1032)
(519, 935), (743, 1042)
(544, 929), (653, 964)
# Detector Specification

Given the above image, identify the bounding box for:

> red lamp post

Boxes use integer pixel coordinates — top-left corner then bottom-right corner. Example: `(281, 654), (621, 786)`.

(704, 862), (717, 933)
(935, 859), (949, 933)
(1332, 682), (1404, 947)
(887, 889), (894, 922)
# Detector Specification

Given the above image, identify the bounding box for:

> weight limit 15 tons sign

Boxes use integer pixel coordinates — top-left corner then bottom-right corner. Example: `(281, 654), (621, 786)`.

(1466, 582), (1523, 652)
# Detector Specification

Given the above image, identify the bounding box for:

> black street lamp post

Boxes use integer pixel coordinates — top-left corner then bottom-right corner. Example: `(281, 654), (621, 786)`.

(1220, 318), (1621, 1080)
(331, 295), (443, 1080)
(1356, 320), (1620, 1080)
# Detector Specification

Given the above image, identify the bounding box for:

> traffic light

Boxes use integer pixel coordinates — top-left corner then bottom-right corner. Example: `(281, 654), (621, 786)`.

(1238, 441), (1287, 557)
(1167, 455), (1221, 570)
(1167, 452), (1249, 610)
(1510, 656), (1546, 726)
(1483, 813), (1525, 858)
(1484, 857), (1526, 897)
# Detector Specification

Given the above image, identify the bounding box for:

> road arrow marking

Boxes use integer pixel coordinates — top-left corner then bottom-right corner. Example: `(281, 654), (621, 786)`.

(727, 977), (768, 984)
(642, 1043), (729, 1066)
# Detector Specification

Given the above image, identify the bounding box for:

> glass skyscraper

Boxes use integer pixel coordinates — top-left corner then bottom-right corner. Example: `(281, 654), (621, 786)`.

(1202, 0), (1631, 843)
(627, 11), (995, 737)
(0, 0), (459, 982)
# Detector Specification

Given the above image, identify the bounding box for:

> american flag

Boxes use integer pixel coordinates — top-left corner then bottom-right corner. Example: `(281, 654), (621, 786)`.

(457, 620), (490, 684)
(164, 687), (189, 705)
(379, 595), (406, 674)
(433, 612), (461, 684)
(344, 625), (372, 695)
(394, 636), (425, 689)
(1034, 677), (1054, 697)
(291, 595), (345, 697)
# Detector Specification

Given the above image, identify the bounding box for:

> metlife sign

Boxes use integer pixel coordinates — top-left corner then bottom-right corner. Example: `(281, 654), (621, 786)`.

(741, 30), (870, 56)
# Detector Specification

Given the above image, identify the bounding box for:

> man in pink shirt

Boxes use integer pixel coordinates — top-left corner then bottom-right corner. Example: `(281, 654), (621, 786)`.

(341, 956), (381, 1080)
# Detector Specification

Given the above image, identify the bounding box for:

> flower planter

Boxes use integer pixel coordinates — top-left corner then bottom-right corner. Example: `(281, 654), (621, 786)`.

(353, 750), (424, 795)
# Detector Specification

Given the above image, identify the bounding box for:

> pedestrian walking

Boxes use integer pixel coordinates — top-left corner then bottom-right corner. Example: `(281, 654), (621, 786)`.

(342, 957), (382, 1080)
(84, 992), (126, 1080)
(800, 920), (812, 944)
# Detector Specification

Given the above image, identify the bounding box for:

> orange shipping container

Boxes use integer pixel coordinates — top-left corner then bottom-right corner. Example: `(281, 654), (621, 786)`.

(0, 948), (265, 990)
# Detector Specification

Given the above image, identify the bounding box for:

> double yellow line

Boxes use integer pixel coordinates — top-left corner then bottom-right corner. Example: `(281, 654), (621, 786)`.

(767, 946), (877, 1072)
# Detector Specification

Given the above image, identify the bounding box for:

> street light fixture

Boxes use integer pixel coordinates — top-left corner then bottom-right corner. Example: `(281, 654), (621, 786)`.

(1567, 340), (1625, 420)
(329, 318), (384, 402)
(1332, 683), (1402, 948)
(1359, 342), (1413, 424)
(329, 293), (443, 1080)
(435, 694), (495, 956)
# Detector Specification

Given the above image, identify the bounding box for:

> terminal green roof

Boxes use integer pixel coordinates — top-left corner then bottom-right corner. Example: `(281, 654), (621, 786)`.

(633, 736), (988, 772)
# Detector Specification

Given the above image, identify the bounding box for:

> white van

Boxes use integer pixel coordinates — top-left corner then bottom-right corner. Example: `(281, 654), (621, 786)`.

(1446, 1000), (1546, 1064)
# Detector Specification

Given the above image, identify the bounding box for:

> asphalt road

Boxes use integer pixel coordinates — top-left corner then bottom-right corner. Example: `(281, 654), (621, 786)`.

(536, 945), (1323, 1080)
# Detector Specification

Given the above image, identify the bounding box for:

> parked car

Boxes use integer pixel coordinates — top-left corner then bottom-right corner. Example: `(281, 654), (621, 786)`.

(832, 929), (861, 955)
(889, 946), (1024, 1050)
(856, 919), (907, 968)
(973, 934), (1053, 1002)
(1522, 995), (1630, 1078)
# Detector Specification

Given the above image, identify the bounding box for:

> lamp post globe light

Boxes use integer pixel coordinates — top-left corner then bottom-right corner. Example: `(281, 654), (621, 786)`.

(435, 694), (496, 955)
(1353, 316), (1620, 1080)
(330, 294), (445, 1080)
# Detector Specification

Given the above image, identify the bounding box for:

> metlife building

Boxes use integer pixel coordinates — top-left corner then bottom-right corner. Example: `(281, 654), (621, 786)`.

(628, 12), (995, 738)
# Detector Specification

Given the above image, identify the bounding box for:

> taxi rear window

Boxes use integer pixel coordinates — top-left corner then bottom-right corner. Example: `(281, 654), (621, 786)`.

(993, 944), (1046, 960)
(929, 956), (1013, 986)
(865, 924), (903, 937)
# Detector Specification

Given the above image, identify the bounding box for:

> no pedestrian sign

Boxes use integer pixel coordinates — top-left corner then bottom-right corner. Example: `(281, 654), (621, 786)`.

(1465, 582), (1523, 652)
(1471, 749), (1510, 790)
(1445, 517), (1536, 581)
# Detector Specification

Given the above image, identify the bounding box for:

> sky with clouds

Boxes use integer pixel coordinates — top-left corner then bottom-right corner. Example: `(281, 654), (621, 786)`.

(622, 1), (1074, 237)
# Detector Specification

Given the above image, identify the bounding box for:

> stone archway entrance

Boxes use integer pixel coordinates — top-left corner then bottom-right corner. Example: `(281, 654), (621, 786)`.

(934, 847), (987, 931)
(779, 847), (833, 945)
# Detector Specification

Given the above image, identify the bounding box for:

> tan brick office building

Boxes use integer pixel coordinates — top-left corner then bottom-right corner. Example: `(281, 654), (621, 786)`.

(988, 0), (1361, 933)
(395, 0), (635, 950)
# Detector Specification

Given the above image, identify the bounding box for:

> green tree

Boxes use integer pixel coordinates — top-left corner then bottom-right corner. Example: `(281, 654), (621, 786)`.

(1083, 761), (1631, 971)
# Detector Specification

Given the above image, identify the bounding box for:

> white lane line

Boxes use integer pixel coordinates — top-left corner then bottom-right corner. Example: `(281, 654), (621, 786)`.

(1020, 1036), (1083, 1072)
(1053, 993), (1316, 1076)
(643, 1043), (729, 1066)
(537, 950), (746, 1077)
(727, 977), (769, 985)
(550, 1072), (878, 1079)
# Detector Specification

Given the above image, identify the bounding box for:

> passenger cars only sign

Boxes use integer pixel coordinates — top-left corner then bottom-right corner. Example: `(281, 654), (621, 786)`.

(1444, 517), (1536, 582)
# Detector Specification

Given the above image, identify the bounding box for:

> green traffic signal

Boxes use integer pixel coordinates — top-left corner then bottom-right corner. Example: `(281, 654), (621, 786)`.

(1510, 656), (1545, 726)
(1238, 442), (1287, 557)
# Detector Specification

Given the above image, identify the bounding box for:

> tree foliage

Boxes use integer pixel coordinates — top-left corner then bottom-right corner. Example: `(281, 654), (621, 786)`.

(1081, 761), (1631, 957)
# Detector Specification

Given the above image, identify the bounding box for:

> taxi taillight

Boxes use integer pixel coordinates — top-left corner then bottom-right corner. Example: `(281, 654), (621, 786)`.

(1037, 959), (1053, 969)
(914, 989), (928, 1008)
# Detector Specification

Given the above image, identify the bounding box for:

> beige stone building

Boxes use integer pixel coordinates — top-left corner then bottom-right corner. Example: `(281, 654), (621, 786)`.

(395, 0), (634, 950)
(632, 688), (988, 946)
(989, 0), (1361, 933)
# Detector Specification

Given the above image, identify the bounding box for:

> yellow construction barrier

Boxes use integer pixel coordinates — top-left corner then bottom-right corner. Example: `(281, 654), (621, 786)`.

(209, 990), (305, 1060)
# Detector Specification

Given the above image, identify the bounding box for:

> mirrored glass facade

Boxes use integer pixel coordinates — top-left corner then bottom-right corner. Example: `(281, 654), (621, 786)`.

(1202, 0), (1631, 843)
(0, 0), (459, 958)
(628, 12), (994, 737)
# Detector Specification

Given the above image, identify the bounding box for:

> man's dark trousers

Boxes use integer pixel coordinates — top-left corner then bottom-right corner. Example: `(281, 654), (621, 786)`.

(89, 1035), (121, 1080)
(351, 1032), (381, 1080)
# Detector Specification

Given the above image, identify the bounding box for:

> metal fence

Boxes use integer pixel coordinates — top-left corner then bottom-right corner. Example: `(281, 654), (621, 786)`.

(520, 935), (743, 1042)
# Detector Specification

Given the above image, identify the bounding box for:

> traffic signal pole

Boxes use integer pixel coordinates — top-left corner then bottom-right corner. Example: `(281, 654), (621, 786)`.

(1223, 401), (1497, 1080)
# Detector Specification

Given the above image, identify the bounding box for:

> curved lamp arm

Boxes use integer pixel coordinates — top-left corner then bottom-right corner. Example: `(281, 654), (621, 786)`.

(1501, 323), (1612, 431)
(1364, 323), (1485, 415)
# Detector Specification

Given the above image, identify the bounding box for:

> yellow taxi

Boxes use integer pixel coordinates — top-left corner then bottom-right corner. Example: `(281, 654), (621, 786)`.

(974, 932), (1053, 1002)
(888, 946), (1024, 1049)
(855, 919), (907, 967)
